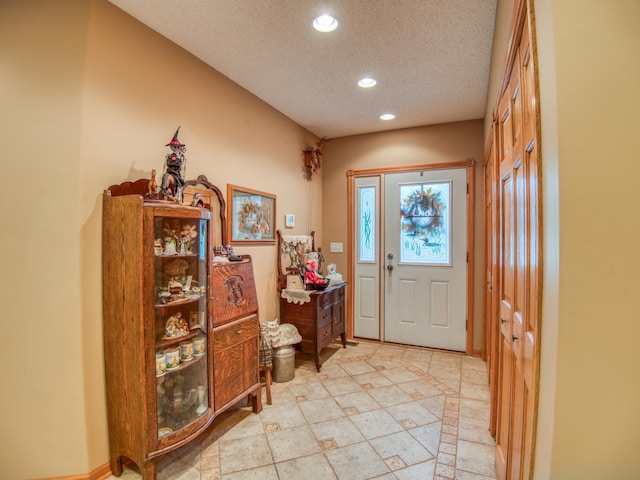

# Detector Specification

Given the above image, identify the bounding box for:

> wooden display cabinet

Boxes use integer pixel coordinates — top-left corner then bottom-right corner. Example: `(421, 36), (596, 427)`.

(103, 188), (214, 479)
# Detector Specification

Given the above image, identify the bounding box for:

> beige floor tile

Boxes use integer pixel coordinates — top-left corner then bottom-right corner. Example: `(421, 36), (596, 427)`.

(323, 375), (365, 396)
(394, 458), (436, 480)
(309, 416), (367, 447)
(325, 442), (391, 480)
(266, 424), (322, 462)
(109, 342), (496, 480)
(299, 396), (346, 424)
(220, 464), (279, 480)
(370, 430), (434, 466)
(367, 384), (415, 407)
(418, 393), (447, 418)
(289, 378), (331, 401)
(333, 390), (382, 413)
(258, 402), (307, 430)
(350, 409), (404, 439)
(219, 433), (272, 474)
(397, 378), (445, 399)
(386, 401), (440, 426)
(275, 452), (338, 480)
(407, 422), (442, 456)
(458, 414), (496, 445)
(456, 439), (496, 478)
(351, 370), (394, 388)
(459, 398), (491, 421)
(340, 359), (378, 375)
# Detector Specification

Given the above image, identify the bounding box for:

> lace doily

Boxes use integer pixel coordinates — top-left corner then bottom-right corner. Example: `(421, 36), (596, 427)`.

(281, 288), (312, 304)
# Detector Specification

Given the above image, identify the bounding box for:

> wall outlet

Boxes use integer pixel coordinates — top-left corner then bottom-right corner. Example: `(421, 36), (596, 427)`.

(330, 242), (343, 253)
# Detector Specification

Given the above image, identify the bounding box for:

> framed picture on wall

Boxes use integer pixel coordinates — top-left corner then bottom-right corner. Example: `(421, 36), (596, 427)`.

(227, 184), (276, 244)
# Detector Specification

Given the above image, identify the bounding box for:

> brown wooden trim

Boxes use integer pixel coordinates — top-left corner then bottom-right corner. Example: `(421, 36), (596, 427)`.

(466, 159), (476, 356)
(43, 461), (114, 480)
(183, 174), (228, 245)
(499, 0), (529, 100)
(347, 159), (472, 178)
(346, 171), (355, 340)
(347, 160), (476, 355)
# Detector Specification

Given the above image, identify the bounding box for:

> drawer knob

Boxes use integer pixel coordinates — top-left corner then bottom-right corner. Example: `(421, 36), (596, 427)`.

(236, 330), (243, 335)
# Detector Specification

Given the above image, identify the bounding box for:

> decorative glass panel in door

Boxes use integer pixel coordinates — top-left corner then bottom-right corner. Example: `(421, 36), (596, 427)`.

(399, 181), (451, 265)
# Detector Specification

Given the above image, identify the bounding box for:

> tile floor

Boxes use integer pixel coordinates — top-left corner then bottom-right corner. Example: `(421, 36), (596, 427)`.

(111, 341), (496, 480)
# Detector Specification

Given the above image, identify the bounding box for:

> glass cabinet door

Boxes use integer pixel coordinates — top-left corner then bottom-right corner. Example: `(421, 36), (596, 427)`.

(153, 215), (209, 438)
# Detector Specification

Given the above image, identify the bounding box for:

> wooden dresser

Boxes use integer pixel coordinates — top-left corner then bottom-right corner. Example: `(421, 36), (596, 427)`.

(210, 256), (262, 413)
(280, 283), (347, 371)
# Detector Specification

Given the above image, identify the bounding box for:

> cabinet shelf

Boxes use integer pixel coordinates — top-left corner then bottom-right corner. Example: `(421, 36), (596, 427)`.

(157, 330), (204, 350)
(155, 296), (203, 309)
(157, 353), (205, 377)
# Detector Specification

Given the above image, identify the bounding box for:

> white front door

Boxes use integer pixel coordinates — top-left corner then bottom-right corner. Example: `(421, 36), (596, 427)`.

(383, 168), (467, 351)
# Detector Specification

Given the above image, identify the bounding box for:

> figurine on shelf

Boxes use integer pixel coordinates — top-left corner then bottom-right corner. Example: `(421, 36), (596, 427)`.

(148, 169), (158, 196)
(160, 126), (187, 202)
(179, 224), (198, 254)
(317, 247), (325, 275)
(165, 312), (189, 338)
(191, 192), (204, 207)
(304, 259), (329, 290)
(325, 263), (344, 286)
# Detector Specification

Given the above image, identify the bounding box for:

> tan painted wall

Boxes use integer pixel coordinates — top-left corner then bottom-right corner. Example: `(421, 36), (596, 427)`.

(532, 0), (640, 478)
(6, 0), (639, 477)
(1, 1), (320, 477)
(322, 121), (486, 353)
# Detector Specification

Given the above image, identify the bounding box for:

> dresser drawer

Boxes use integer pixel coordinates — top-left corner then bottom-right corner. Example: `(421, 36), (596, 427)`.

(213, 315), (258, 350)
(317, 289), (336, 309)
(317, 322), (333, 348)
(317, 307), (332, 328)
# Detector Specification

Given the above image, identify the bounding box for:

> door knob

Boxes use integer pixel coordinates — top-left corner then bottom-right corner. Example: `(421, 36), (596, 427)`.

(386, 265), (394, 272)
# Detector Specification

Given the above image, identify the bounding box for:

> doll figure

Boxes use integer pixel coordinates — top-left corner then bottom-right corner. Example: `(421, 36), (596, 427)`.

(304, 259), (328, 287)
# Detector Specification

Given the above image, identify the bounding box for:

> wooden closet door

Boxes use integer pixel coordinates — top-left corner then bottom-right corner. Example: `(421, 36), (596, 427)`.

(493, 5), (541, 479)
(519, 16), (540, 479)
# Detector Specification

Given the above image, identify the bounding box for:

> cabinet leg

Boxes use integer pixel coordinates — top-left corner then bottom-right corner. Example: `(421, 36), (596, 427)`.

(110, 456), (123, 477)
(341, 332), (347, 348)
(314, 356), (322, 372)
(141, 459), (157, 480)
(251, 386), (263, 414)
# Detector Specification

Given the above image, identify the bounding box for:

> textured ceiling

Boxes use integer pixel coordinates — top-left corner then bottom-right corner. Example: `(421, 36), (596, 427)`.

(108, 0), (497, 139)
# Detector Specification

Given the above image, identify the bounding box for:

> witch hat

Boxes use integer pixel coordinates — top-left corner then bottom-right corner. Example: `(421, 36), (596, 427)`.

(166, 126), (185, 147)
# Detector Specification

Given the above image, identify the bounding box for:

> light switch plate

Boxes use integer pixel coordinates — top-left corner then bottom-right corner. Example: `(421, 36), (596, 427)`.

(330, 242), (343, 253)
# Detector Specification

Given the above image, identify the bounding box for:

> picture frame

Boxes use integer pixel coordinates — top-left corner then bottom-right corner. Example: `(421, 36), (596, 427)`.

(189, 311), (206, 331)
(227, 184), (276, 244)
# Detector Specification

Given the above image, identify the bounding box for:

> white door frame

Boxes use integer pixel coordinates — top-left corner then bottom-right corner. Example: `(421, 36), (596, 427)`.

(347, 160), (475, 354)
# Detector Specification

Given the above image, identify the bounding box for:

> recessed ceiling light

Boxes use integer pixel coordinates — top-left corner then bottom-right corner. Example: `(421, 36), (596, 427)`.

(313, 14), (339, 33)
(380, 113), (396, 121)
(358, 77), (377, 88)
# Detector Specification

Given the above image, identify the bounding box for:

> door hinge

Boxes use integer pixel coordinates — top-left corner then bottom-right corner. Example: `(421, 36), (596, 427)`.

(466, 251), (469, 263)
(466, 319), (468, 331)
(466, 183), (469, 194)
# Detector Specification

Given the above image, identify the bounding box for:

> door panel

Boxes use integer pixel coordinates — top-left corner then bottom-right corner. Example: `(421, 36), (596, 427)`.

(384, 168), (467, 351)
(354, 177), (381, 340)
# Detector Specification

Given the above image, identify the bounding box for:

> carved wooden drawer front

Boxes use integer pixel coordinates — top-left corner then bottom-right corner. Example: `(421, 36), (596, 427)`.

(213, 315), (259, 412)
(210, 260), (257, 326)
